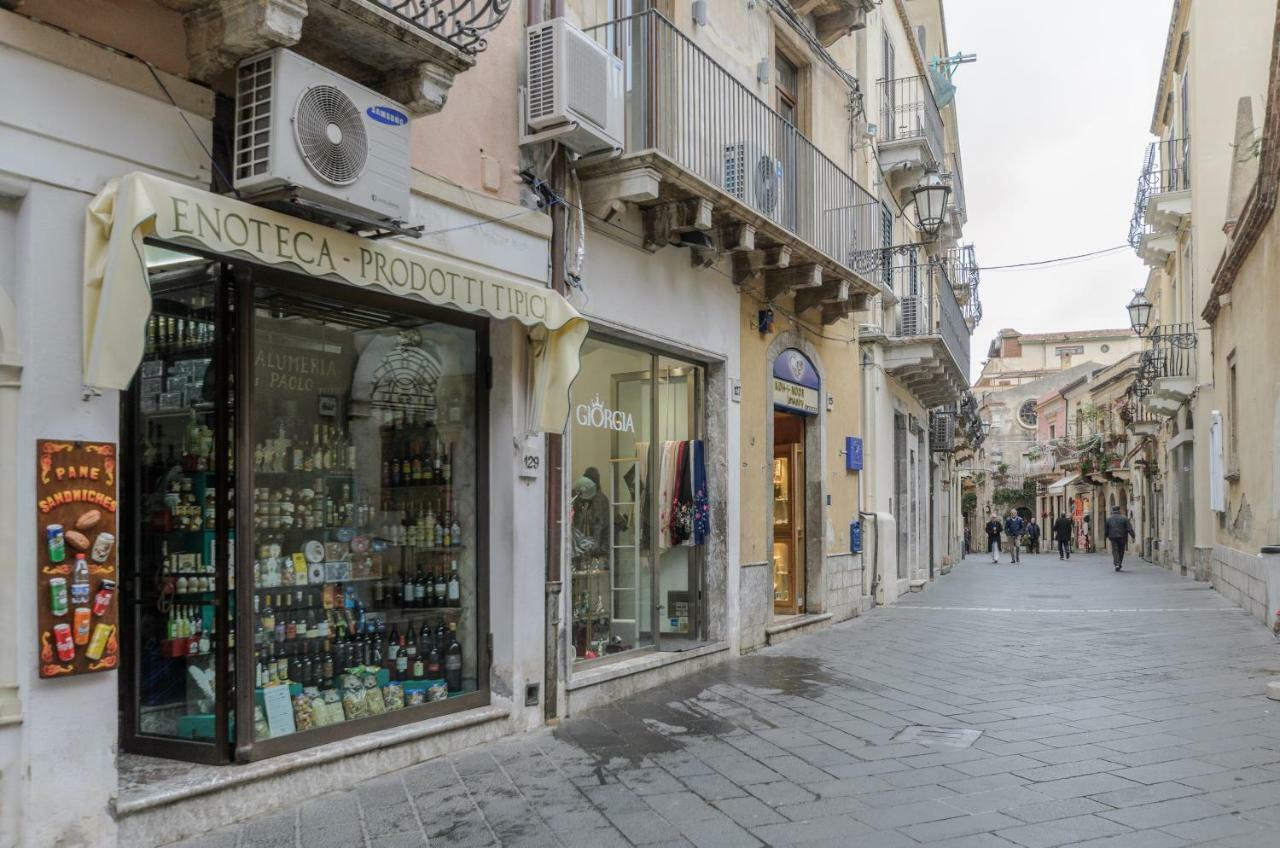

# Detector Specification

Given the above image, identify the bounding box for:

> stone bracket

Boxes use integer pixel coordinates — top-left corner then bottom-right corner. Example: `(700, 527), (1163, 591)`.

(764, 264), (822, 301)
(794, 279), (850, 314)
(733, 246), (791, 285)
(643, 198), (713, 248)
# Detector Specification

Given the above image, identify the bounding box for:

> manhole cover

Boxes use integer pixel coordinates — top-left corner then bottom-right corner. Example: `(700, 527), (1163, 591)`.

(892, 726), (982, 749)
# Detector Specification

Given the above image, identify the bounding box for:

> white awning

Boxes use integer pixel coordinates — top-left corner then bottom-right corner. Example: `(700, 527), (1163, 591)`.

(84, 173), (588, 432)
(1047, 474), (1080, 495)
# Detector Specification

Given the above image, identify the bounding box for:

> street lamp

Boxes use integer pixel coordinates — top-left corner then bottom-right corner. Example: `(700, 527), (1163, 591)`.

(1126, 290), (1153, 335)
(911, 169), (952, 239)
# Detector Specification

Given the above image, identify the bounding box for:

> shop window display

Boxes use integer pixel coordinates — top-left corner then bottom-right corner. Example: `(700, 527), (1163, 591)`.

(247, 285), (480, 741)
(123, 248), (487, 762)
(568, 338), (706, 665)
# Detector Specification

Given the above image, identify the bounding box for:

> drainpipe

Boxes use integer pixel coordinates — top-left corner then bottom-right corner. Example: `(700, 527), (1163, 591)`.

(539, 0), (568, 724)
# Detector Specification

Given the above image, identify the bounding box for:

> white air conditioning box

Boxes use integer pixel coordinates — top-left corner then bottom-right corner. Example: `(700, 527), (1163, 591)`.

(233, 49), (410, 225)
(723, 142), (785, 223)
(525, 17), (624, 155)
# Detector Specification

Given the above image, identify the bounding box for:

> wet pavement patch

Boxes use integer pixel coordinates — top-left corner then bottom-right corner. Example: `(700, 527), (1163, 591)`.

(891, 726), (983, 748)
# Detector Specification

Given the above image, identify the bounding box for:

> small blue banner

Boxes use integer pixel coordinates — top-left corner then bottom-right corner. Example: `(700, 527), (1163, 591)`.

(845, 436), (863, 471)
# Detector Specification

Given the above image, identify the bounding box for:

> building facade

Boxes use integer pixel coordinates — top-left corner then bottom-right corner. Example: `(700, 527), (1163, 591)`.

(0, 1), (980, 846)
(1199, 1), (1280, 629)
(1124, 0), (1274, 580)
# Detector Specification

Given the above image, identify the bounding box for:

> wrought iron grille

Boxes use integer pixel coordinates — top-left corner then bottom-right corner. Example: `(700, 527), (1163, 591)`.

(1128, 136), (1191, 248)
(877, 75), (945, 166)
(584, 11), (881, 270)
(1134, 322), (1196, 394)
(941, 244), (982, 330)
(930, 407), (957, 453)
(375, 0), (513, 54)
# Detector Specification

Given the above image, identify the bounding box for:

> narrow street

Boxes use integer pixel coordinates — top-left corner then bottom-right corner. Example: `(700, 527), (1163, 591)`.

(174, 554), (1280, 848)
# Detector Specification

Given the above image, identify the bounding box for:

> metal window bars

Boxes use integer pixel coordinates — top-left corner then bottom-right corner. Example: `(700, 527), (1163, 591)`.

(374, 0), (513, 55)
(583, 11), (881, 270)
(1128, 136), (1192, 249)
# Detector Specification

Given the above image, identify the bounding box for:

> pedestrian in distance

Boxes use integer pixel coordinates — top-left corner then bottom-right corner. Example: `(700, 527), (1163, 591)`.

(1026, 517), (1041, 555)
(1105, 506), (1136, 571)
(1003, 510), (1024, 563)
(984, 513), (1002, 563)
(963, 526), (972, 557)
(1053, 513), (1073, 560)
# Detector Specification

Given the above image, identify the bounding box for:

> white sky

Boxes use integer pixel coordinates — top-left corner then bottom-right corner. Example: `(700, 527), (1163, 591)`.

(945, 0), (1173, 380)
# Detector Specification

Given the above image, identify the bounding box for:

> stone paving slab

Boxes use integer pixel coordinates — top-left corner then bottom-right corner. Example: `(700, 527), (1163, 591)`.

(165, 554), (1280, 847)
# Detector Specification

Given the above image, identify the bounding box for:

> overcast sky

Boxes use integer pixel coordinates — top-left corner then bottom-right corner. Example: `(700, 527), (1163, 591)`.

(945, 0), (1172, 380)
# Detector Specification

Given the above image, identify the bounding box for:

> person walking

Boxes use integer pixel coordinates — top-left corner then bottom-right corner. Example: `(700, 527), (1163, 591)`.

(1053, 513), (1073, 560)
(984, 514), (1003, 563)
(1026, 517), (1041, 555)
(1104, 506), (1136, 571)
(963, 526), (972, 557)
(1003, 510), (1024, 563)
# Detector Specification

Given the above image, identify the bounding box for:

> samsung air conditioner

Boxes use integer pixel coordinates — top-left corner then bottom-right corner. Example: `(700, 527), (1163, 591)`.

(232, 49), (411, 226)
(723, 142), (785, 223)
(525, 18), (624, 155)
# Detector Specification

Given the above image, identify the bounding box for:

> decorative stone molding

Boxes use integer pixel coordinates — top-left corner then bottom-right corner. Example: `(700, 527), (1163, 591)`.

(157, 0), (479, 116)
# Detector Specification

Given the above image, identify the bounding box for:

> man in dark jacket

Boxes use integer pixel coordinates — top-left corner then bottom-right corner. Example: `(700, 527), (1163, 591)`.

(1105, 506), (1136, 571)
(1003, 511), (1025, 563)
(1053, 514), (1073, 560)
(1026, 518), (1042, 554)
(984, 514), (1003, 563)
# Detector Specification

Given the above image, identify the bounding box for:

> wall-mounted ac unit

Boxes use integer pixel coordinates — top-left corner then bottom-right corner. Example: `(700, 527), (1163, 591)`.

(723, 143), (784, 222)
(525, 18), (624, 155)
(233, 48), (411, 226)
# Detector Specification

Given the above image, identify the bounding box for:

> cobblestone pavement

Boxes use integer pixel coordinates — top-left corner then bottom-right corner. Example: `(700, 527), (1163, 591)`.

(172, 553), (1280, 848)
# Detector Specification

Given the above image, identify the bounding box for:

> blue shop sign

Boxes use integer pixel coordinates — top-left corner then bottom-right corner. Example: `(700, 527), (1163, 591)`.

(773, 349), (820, 415)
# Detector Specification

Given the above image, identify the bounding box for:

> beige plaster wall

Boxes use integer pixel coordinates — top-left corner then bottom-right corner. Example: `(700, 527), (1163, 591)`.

(1210, 208), (1280, 553)
(14, 0), (188, 76)
(737, 297), (863, 583)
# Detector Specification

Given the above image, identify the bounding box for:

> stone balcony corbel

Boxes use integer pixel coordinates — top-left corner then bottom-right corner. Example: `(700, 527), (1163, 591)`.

(157, 0), (479, 116)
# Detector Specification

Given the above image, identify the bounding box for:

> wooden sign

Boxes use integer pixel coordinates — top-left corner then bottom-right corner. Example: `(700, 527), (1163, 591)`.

(35, 440), (120, 677)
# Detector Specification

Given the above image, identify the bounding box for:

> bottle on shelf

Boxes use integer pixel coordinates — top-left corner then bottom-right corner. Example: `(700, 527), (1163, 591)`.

(447, 561), (460, 608)
(445, 623), (463, 692)
(433, 568), (446, 609)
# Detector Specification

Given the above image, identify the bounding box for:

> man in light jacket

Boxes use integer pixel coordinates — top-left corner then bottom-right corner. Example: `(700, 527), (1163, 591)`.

(1104, 506), (1136, 571)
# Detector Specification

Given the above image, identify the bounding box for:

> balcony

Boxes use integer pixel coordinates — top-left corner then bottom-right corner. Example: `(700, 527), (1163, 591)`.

(1122, 386), (1160, 438)
(1129, 137), (1191, 268)
(157, 0), (507, 115)
(939, 244), (982, 331)
(1134, 323), (1196, 416)
(877, 75), (945, 199)
(577, 11), (880, 321)
(788, 0), (877, 46)
(860, 257), (969, 406)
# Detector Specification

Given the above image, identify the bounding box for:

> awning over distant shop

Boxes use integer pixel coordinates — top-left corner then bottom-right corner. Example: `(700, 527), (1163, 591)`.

(1047, 474), (1080, 495)
(84, 172), (587, 432)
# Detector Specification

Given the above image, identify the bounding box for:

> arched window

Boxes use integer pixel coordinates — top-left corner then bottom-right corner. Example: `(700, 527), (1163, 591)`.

(1018, 399), (1037, 429)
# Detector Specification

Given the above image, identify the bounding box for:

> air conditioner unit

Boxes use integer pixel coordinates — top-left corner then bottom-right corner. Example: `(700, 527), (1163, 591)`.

(232, 49), (411, 226)
(525, 18), (624, 155)
(723, 142), (785, 222)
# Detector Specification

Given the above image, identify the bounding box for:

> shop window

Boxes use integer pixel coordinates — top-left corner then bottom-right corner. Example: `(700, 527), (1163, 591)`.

(122, 248), (488, 763)
(568, 339), (705, 665)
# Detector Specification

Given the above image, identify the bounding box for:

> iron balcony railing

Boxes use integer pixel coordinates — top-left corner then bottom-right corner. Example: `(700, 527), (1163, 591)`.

(1128, 136), (1191, 248)
(949, 152), (967, 221)
(373, 0), (511, 54)
(585, 11), (881, 266)
(864, 258), (971, 379)
(878, 75), (945, 166)
(1137, 323), (1196, 384)
(940, 244), (982, 330)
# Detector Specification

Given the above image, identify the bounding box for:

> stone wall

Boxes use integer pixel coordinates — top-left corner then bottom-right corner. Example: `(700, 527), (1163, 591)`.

(738, 561), (772, 653)
(824, 552), (863, 623)
(1210, 544), (1280, 628)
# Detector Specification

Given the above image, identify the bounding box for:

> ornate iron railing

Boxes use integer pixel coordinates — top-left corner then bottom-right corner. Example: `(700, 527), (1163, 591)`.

(1128, 136), (1191, 248)
(930, 406), (957, 453)
(584, 11), (880, 266)
(877, 75), (945, 166)
(1133, 322), (1196, 395)
(941, 244), (982, 330)
(375, 0), (512, 54)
